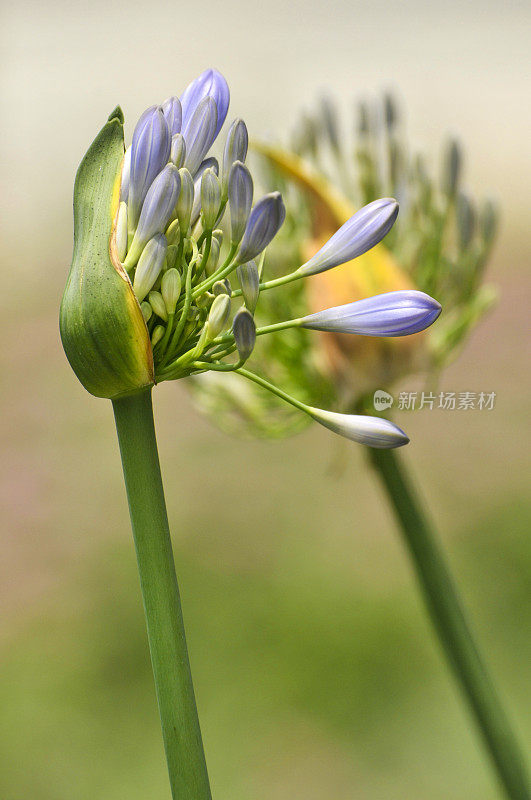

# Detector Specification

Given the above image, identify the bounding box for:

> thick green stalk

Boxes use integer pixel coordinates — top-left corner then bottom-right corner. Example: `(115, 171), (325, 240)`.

(112, 388), (211, 800)
(369, 447), (530, 800)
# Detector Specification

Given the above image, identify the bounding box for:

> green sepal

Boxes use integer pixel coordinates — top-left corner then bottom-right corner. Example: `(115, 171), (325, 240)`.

(60, 108), (154, 399)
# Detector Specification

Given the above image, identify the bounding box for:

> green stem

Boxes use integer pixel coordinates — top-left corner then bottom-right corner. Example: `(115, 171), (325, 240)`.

(112, 388), (211, 800)
(368, 446), (530, 800)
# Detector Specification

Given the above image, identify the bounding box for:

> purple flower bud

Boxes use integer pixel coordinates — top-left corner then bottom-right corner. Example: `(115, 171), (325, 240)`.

(176, 168), (194, 234)
(128, 106), (171, 232)
(298, 198), (399, 276)
(300, 290), (441, 336)
(161, 96), (182, 136)
(222, 119), (249, 192)
(180, 68), (230, 140)
(124, 164), (181, 269)
(233, 308), (256, 362)
(183, 96), (218, 176)
(236, 192), (286, 264)
(308, 408), (409, 448)
(228, 161), (253, 245)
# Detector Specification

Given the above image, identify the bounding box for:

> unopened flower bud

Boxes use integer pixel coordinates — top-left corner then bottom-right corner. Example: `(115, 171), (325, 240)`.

(201, 168), (221, 229)
(162, 96), (182, 136)
(161, 268), (181, 314)
(229, 161), (253, 245)
(233, 308), (256, 362)
(297, 198), (398, 277)
(222, 118), (249, 192)
(236, 260), (260, 313)
(148, 290), (168, 322)
(308, 407), (409, 448)
(133, 233), (168, 302)
(151, 325), (165, 346)
(212, 280), (231, 296)
(320, 95), (340, 153)
(207, 293), (231, 339)
(140, 301), (152, 322)
(204, 236), (221, 276)
(183, 96), (218, 176)
(170, 133), (186, 168)
(180, 68), (230, 140)
(125, 164), (181, 269)
(176, 168), (194, 235)
(128, 106), (171, 233)
(165, 219), (180, 246)
(300, 290), (441, 337)
(236, 192), (286, 264)
(480, 199), (498, 246)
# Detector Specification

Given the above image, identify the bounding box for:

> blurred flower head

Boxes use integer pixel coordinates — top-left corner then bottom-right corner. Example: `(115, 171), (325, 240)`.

(190, 92), (498, 438)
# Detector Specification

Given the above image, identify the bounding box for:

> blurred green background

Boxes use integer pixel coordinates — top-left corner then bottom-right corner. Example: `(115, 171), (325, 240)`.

(1, 1), (530, 798)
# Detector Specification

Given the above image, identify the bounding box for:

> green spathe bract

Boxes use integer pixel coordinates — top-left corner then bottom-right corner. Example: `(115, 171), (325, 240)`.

(60, 108), (154, 399)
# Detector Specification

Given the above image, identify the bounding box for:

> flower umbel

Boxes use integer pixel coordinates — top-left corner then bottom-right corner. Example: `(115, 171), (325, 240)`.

(60, 70), (442, 447)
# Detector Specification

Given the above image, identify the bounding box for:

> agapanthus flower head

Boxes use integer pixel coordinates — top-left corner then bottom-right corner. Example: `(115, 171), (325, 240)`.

(61, 75), (443, 450)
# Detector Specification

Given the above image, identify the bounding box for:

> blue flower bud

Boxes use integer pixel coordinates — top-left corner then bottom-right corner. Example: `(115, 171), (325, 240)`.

(308, 408), (409, 448)
(183, 97), (218, 176)
(236, 260), (260, 313)
(300, 290), (441, 336)
(228, 161), (253, 245)
(128, 106), (171, 233)
(170, 134), (186, 168)
(133, 233), (168, 302)
(180, 68), (230, 140)
(233, 308), (256, 362)
(201, 169), (221, 229)
(222, 118), (249, 192)
(125, 164), (181, 269)
(161, 96), (182, 135)
(297, 198), (399, 276)
(236, 192), (286, 264)
(204, 235), (221, 276)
